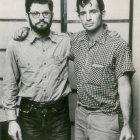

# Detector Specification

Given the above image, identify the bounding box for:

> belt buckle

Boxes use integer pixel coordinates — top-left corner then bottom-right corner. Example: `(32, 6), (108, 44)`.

(39, 102), (46, 108)
(41, 107), (48, 117)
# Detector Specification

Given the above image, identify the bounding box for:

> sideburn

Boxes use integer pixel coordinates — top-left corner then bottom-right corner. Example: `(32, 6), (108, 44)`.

(28, 14), (52, 36)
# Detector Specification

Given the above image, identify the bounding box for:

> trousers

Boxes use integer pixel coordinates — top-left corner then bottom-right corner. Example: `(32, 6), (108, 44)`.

(18, 97), (71, 140)
(75, 105), (123, 140)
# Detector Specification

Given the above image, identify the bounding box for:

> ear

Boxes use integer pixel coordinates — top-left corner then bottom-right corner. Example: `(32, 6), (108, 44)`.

(25, 13), (30, 27)
(78, 15), (83, 23)
(51, 12), (54, 19)
(78, 13), (80, 18)
(101, 10), (105, 18)
(26, 13), (29, 22)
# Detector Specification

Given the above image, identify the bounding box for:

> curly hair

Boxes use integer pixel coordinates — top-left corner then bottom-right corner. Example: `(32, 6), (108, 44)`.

(76, 0), (105, 14)
(25, 0), (53, 13)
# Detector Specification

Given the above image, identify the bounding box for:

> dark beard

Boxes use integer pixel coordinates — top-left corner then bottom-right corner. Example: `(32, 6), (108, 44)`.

(28, 16), (52, 37)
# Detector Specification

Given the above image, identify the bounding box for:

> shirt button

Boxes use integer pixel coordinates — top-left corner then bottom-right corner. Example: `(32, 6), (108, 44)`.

(44, 63), (46, 65)
(43, 50), (45, 52)
(44, 89), (46, 92)
(44, 76), (47, 78)
(82, 69), (85, 72)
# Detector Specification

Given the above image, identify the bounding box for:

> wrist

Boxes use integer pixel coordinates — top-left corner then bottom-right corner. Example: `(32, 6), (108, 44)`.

(123, 121), (131, 127)
(8, 120), (17, 123)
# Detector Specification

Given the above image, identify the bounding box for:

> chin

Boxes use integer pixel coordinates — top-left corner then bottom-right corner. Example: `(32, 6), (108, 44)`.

(39, 27), (47, 30)
(37, 25), (47, 29)
(85, 27), (96, 31)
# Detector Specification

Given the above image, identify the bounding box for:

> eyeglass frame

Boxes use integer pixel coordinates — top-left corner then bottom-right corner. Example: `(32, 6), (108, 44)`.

(28, 11), (52, 18)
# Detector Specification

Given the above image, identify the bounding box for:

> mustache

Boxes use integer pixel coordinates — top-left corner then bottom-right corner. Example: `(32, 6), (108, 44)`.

(35, 20), (48, 25)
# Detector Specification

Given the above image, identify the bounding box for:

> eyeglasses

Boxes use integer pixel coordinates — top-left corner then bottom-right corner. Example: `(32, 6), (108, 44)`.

(28, 11), (52, 18)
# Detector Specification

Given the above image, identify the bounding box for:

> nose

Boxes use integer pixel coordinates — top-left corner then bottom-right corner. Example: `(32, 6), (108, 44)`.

(39, 13), (44, 20)
(86, 12), (92, 21)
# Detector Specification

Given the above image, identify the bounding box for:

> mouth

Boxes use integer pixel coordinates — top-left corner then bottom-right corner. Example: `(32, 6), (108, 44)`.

(37, 21), (48, 26)
(86, 23), (94, 27)
(36, 22), (48, 28)
(39, 22), (46, 25)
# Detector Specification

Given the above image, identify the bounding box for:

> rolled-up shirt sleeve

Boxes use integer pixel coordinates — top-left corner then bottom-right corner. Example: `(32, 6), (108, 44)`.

(115, 42), (135, 79)
(2, 41), (20, 121)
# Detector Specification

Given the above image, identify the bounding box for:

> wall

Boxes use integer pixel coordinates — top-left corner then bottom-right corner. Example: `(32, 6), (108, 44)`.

(132, 0), (140, 139)
(0, 0), (139, 139)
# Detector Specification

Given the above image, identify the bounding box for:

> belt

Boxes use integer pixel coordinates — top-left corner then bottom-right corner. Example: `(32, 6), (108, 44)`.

(19, 96), (68, 116)
(78, 103), (100, 111)
(20, 96), (68, 109)
(83, 106), (100, 111)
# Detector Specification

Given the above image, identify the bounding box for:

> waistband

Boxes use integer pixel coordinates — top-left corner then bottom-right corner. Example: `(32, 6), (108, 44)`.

(20, 96), (68, 109)
(78, 102), (100, 111)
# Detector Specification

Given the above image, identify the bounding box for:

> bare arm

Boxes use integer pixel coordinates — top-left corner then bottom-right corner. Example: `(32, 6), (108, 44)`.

(118, 74), (134, 140)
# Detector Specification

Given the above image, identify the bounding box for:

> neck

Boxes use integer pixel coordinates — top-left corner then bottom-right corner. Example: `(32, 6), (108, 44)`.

(31, 28), (50, 39)
(86, 24), (104, 42)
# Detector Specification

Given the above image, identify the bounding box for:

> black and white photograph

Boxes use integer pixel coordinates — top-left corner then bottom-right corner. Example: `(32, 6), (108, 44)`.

(0, 0), (140, 140)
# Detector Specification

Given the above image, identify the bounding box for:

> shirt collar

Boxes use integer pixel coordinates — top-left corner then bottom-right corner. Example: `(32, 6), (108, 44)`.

(96, 24), (108, 45)
(27, 30), (37, 44)
(48, 31), (58, 43)
(78, 24), (108, 45)
(28, 30), (57, 44)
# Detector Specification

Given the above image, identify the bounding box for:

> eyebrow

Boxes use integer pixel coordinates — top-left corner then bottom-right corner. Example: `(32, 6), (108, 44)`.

(89, 2), (92, 6)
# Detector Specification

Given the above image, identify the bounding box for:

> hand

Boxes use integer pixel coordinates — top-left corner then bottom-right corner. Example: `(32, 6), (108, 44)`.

(13, 27), (30, 41)
(109, 30), (120, 38)
(119, 125), (134, 140)
(8, 121), (22, 140)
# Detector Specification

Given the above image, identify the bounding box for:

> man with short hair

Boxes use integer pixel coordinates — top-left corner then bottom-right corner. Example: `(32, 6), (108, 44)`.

(12, 0), (135, 140)
(2, 0), (71, 140)
(71, 0), (135, 139)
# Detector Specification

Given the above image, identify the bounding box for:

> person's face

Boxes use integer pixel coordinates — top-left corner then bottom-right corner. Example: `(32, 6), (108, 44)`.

(79, 0), (103, 32)
(28, 3), (53, 34)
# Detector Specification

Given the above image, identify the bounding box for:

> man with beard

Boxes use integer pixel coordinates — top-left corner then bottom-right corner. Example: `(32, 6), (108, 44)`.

(10, 0), (135, 140)
(2, 0), (71, 140)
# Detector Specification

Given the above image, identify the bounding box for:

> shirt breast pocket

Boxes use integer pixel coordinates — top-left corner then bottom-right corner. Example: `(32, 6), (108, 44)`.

(18, 54), (38, 71)
(54, 56), (68, 79)
(88, 64), (104, 86)
(54, 56), (65, 66)
(47, 56), (68, 80)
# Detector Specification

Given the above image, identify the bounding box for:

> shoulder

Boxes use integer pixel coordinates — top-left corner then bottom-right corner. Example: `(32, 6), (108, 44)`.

(5, 39), (22, 57)
(51, 31), (71, 44)
(106, 31), (131, 59)
(71, 30), (85, 43)
(8, 39), (21, 50)
(106, 30), (128, 50)
(52, 31), (70, 39)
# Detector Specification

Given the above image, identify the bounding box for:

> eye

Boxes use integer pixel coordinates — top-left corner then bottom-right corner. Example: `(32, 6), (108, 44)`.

(90, 9), (99, 14)
(43, 11), (50, 17)
(43, 12), (49, 15)
(79, 11), (86, 16)
(42, 11), (51, 18)
(31, 12), (40, 17)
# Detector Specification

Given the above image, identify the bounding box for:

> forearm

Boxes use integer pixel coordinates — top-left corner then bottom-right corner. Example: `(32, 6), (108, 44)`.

(2, 44), (20, 121)
(119, 89), (131, 126)
(5, 109), (17, 121)
(2, 94), (18, 121)
(2, 80), (19, 121)
(118, 75), (132, 126)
